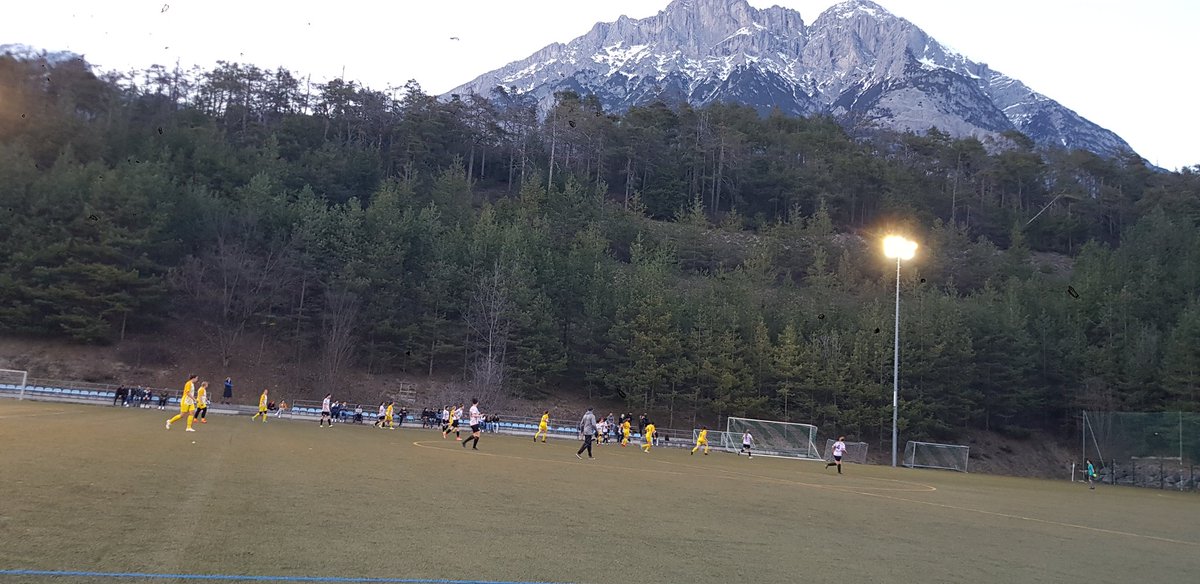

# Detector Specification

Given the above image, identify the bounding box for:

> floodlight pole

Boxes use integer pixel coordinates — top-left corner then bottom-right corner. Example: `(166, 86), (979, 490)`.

(892, 255), (901, 467)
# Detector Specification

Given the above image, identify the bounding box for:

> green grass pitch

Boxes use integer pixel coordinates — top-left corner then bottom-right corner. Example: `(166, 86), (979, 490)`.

(1, 400), (1198, 583)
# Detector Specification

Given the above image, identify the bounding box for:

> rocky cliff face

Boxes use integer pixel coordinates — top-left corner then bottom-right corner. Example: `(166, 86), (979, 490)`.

(447, 0), (1134, 158)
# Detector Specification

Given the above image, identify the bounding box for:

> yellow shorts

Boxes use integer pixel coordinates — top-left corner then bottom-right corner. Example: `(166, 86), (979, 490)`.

(697, 439), (708, 445)
(180, 404), (194, 413)
(538, 424), (547, 432)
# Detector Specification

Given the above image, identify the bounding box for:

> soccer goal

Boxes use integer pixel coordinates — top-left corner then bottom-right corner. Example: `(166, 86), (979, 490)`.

(0, 369), (29, 400)
(903, 441), (969, 472)
(725, 416), (823, 460)
(825, 439), (869, 464)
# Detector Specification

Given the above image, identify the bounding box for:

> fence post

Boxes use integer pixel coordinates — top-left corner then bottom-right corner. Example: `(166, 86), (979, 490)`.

(1132, 459), (1137, 487)
(1160, 460), (1164, 490)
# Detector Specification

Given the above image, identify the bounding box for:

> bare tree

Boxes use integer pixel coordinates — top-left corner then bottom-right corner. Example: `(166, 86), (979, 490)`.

(320, 286), (360, 395)
(465, 261), (513, 406)
(172, 234), (292, 367)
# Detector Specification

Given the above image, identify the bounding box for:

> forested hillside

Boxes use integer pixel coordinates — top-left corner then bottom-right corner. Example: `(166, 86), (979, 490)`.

(2, 55), (1199, 443)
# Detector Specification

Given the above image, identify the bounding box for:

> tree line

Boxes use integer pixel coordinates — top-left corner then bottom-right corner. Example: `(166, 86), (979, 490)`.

(2, 53), (1199, 443)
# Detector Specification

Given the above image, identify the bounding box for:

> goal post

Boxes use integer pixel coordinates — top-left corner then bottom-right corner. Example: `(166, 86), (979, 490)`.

(0, 369), (29, 400)
(725, 416), (822, 460)
(825, 439), (868, 464)
(903, 440), (969, 472)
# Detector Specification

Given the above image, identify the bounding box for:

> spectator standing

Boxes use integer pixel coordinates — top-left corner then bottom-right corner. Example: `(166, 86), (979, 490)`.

(576, 408), (597, 460)
(222, 377), (233, 404)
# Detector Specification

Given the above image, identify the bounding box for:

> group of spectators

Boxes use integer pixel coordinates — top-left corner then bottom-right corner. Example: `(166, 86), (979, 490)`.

(112, 385), (171, 409)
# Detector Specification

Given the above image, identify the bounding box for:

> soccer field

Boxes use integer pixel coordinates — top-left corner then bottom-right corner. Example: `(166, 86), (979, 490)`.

(1, 400), (1197, 584)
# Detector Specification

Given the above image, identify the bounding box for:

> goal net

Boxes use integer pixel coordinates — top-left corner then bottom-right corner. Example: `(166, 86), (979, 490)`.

(692, 429), (741, 453)
(725, 417), (822, 459)
(903, 441), (969, 472)
(824, 439), (868, 464)
(0, 369), (29, 399)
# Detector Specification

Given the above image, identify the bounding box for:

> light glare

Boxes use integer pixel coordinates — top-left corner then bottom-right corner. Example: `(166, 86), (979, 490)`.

(883, 235), (917, 260)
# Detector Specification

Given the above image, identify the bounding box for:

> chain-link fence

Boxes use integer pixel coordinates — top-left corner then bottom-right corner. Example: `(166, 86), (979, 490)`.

(1083, 411), (1200, 491)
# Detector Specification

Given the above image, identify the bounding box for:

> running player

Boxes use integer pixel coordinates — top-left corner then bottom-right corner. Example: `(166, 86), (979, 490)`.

(440, 406), (450, 433)
(165, 375), (198, 432)
(826, 436), (846, 474)
(462, 398), (483, 449)
(194, 381), (210, 424)
(444, 404), (462, 440)
(385, 401), (396, 429)
(534, 410), (550, 443)
(738, 430), (753, 457)
(641, 422), (656, 453)
(251, 389), (269, 422)
(621, 418), (632, 447)
(691, 425), (710, 455)
(320, 394), (333, 428)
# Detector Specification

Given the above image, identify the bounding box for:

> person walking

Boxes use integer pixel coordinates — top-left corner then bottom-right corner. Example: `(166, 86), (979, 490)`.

(576, 408), (597, 460)
(320, 394), (333, 428)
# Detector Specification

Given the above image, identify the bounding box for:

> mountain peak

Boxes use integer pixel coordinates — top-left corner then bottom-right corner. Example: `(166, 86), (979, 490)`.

(818, 0), (896, 21)
(447, 0), (1134, 159)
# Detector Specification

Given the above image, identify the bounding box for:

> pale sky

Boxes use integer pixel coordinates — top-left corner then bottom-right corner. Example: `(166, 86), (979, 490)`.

(5, 0), (1197, 169)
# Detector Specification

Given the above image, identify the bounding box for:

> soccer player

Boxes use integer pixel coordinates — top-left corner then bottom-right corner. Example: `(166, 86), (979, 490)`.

(641, 423), (656, 453)
(826, 436), (846, 474)
(444, 404), (462, 440)
(462, 398), (483, 449)
(738, 430), (753, 458)
(165, 375), (198, 432)
(251, 389), (269, 422)
(440, 406), (450, 433)
(385, 401), (396, 429)
(534, 410), (550, 443)
(194, 381), (210, 424)
(1085, 458), (1097, 490)
(374, 402), (388, 429)
(621, 419), (632, 447)
(320, 394), (333, 428)
(576, 408), (597, 459)
(691, 426), (710, 455)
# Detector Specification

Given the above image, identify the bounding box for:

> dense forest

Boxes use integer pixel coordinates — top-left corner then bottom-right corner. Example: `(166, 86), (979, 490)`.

(2, 54), (1199, 444)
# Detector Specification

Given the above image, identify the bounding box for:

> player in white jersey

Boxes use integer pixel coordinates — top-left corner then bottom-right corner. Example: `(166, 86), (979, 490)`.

(826, 436), (846, 474)
(440, 407), (451, 433)
(374, 402), (386, 428)
(320, 394), (333, 428)
(462, 398), (483, 449)
(738, 430), (753, 458)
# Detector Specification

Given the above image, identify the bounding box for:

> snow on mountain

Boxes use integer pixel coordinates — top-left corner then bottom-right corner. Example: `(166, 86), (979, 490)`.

(0, 43), (85, 66)
(446, 0), (1135, 159)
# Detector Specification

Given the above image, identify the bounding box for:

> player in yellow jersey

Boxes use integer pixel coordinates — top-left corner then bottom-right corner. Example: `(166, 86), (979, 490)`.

(621, 419), (632, 447)
(194, 381), (210, 424)
(443, 404), (461, 440)
(641, 423), (656, 452)
(385, 401), (395, 429)
(251, 389), (269, 422)
(533, 410), (550, 443)
(165, 375), (198, 432)
(691, 426), (710, 455)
